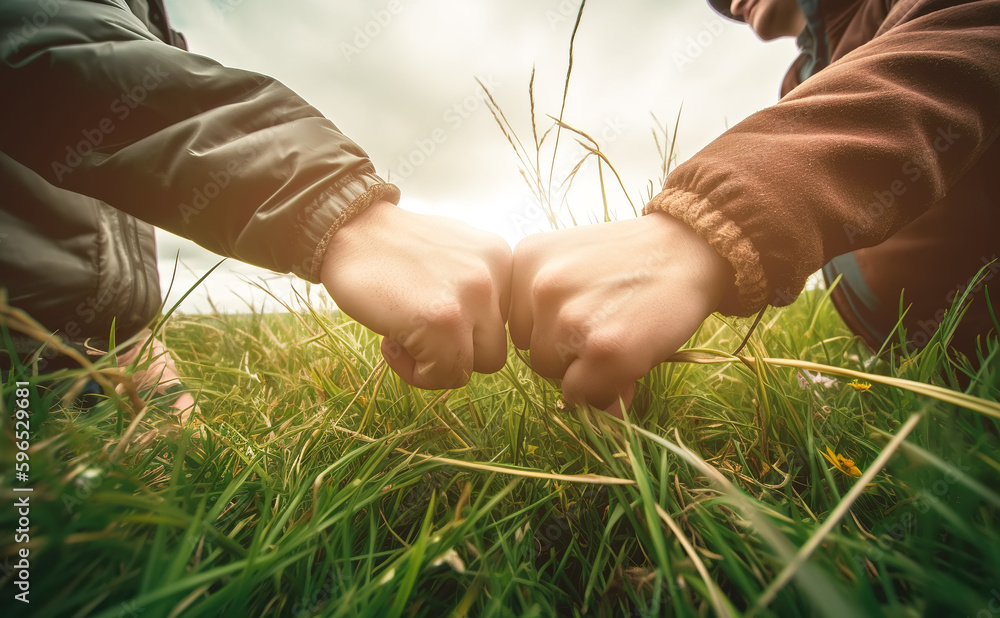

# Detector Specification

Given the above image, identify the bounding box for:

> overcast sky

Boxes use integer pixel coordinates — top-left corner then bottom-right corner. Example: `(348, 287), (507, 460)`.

(158, 0), (799, 313)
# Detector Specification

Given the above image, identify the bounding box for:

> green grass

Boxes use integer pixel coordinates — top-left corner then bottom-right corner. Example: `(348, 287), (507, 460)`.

(2, 281), (999, 617)
(3, 4), (999, 614)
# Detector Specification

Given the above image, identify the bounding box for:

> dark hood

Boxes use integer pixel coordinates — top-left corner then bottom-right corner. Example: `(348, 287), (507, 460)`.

(782, 0), (891, 96)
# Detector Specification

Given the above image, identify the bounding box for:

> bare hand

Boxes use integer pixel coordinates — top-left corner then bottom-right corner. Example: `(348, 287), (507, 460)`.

(322, 200), (512, 389)
(509, 213), (732, 415)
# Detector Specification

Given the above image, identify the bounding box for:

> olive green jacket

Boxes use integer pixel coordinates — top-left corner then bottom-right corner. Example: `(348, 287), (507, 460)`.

(0, 0), (398, 363)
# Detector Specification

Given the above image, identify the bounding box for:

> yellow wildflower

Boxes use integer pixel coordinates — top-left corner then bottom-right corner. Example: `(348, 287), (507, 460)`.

(847, 379), (871, 393)
(820, 446), (862, 477)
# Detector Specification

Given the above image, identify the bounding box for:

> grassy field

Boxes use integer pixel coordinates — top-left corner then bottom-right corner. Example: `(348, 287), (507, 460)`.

(3, 5), (1000, 614)
(2, 278), (999, 617)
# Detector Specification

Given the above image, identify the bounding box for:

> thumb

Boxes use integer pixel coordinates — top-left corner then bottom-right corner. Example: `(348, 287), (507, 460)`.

(561, 355), (638, 415)
(380, 337), (472, 390)
(381, 337), (420, 384)
(603, 382), (635, 419)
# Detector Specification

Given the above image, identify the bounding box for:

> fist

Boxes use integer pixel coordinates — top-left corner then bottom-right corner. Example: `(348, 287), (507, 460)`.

(508, 213), (732, 415)
(322, 200), (512, 389)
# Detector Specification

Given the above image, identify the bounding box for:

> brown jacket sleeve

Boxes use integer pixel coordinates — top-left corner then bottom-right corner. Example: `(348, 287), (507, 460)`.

(645, 0), (1000, 315)
(0, 0), (399, 283)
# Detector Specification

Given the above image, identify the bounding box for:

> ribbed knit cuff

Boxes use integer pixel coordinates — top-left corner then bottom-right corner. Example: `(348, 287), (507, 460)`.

(292, 172), (401, 283)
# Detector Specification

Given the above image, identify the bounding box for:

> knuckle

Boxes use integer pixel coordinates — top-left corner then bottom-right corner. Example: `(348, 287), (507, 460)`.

(424, 298), (465, 330)
(555, 305), (590, 342)
(579, 327), (628, 364)
(459, 268), (494, 302)
(531, 266), (565, 305)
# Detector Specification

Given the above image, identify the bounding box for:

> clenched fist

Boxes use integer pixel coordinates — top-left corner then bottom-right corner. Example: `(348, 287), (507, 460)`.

(322, 200), (512, 389)
(509, 212), (733, 415)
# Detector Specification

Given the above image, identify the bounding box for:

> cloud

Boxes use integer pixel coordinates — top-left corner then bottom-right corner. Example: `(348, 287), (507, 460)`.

(161, 0), (799, 312)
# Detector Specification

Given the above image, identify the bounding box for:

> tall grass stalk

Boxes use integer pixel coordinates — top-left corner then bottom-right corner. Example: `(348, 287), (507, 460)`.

(2, 3), (999, 615)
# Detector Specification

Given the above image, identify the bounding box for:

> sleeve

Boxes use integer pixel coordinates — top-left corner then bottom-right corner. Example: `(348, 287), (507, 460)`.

(0, 0), (400, 282)
(644, 0), (1000, 315)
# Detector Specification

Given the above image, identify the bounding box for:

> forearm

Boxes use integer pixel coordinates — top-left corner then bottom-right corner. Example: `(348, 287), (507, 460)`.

(0, 0), (397, 281)
(647, 0), (1000, 315)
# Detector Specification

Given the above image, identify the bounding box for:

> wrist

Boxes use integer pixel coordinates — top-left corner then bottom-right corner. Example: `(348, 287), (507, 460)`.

(644, 211), (734, 313)
(321, 199), (398, 278)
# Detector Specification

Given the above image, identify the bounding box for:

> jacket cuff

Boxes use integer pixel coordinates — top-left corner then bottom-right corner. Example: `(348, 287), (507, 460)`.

(293, 172), (401, 283)
(643, 187), (769, 316)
